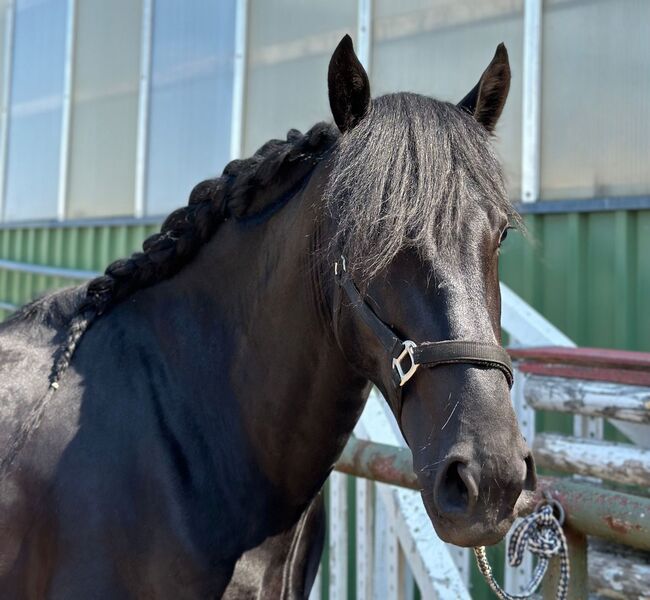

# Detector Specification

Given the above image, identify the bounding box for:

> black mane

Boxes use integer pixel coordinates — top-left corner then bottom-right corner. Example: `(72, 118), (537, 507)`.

(46, 123), (339, 386)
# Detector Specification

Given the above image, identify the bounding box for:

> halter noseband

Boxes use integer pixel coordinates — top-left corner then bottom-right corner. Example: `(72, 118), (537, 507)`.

(333, 256), (513, 398)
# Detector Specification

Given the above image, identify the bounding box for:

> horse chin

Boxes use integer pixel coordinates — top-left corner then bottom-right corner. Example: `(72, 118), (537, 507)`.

(421, 497), (516, 548)
(431, 517), (514, 548)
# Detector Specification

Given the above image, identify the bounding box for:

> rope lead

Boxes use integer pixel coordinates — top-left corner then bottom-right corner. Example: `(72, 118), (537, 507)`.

(473, 498), (570, 599)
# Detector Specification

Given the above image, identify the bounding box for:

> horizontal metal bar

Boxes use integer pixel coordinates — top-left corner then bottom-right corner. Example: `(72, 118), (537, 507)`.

(336, 436), (650, 551)
(524, 374), (650, 424)
(510, 345), (650, 370)
(0, 196), (649, 229)
(0, 215), (164, 230)
(0, 300), (16, 311)
(336, 435), (419, 491)
(537, 476), (650, 551)
(533, 433), (650, 487)
(515, 195), (650, 215)
(0, 259), (100, 280)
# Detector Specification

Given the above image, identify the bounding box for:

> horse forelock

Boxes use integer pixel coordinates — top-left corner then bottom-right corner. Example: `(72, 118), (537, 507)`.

(326, 92), (520, 278)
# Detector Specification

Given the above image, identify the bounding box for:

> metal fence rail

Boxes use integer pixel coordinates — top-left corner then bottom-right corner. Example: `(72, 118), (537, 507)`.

(336, 436), (650, 552)
(336, 435), (650, 599)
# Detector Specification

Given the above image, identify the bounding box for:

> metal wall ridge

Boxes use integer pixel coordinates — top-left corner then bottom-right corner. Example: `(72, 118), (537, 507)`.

(0, 196), (648, 228)
(0, 258), (99, 280)
(515, 195), (650, 214)
(0, 215), (164, 230)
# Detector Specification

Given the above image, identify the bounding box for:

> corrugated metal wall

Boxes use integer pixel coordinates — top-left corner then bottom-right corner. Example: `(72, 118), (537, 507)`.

(0, 223), (158, 320)
(500, 211), (650, 352)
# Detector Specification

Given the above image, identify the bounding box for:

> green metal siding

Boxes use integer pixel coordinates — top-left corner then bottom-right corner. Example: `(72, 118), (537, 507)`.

(500, 210), (650, 352)
(0, 223), (159, 320)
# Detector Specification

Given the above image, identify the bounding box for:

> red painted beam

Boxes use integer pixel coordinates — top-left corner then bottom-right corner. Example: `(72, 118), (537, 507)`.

(508, 346), (650, 386)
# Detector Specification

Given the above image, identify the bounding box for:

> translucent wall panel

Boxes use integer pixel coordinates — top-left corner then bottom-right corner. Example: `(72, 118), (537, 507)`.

(4, 0), (66, 221)
(541, 0), (650, 200)
(66, 0), (142, 218)
(145, 0), (235, 215)
(372, 0), (524, 199)
(243, 0), (356, 156)
(0, 1), (8, 122)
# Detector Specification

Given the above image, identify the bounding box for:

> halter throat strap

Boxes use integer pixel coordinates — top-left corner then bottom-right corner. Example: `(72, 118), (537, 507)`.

(333, 257), (513, 393)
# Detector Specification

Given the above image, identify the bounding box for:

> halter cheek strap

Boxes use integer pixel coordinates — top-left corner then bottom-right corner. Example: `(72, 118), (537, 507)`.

(333, 256), (513, 402)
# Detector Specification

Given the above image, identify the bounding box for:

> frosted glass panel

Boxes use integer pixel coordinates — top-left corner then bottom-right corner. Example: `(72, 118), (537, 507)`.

(541, 0), (650, 200)
(146, 0), (235, 215)
(66, 0), (142, 218)
(4, 0), (66, 221)
(244, 0), (356, 156)
(372, 0), (524, 199)
(0, 1), (8, 122)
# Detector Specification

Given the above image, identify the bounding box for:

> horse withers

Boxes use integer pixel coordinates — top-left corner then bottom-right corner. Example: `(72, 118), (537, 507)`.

(0, 35), (535, 598)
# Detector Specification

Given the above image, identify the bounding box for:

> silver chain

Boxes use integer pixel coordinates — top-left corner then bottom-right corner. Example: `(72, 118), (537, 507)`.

(473, 498), (570, 600)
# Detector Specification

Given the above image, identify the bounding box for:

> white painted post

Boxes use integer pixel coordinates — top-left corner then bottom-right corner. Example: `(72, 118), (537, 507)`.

(505, 367), (535, 594)
(328, 471), (348, 600)
(0, 0), (15, 221)
(373, 486), (391, 599)
(521, 0), (542, 204)
(356, 0), (372, 72)
(356, 477), (374, 600)
(386, 507), (401, 600)
(308, 567), (322, 600)
(500, 284), (574, 347)
(134, 0), (153, 217)
(449, 546), (471, 591)
(229, 0), (248, 160)
(56, 0), (76, 221)
(399, 548), (415, 600)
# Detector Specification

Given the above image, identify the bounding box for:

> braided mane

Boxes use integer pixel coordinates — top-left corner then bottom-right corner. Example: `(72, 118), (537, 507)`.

(49, 123), (339, 387)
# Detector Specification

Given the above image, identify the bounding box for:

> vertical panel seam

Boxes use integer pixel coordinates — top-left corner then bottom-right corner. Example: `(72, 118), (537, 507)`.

(230, 0), (248, 160)
(0, 0), (15, 222)
(56, 0), (77, 221)
(135, 0), (154, 218)
(356, 0), (372, 73)
(521, 0), (542, 203)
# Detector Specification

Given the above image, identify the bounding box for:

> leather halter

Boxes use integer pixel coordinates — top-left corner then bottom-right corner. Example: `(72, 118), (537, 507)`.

(333, 256), (513, 413)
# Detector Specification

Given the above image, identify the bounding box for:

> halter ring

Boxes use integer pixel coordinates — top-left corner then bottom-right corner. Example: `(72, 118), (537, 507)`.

(392, 340), (419, 387)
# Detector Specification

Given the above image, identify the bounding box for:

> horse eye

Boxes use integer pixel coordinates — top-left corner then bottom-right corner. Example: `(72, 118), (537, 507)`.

(498, 227), (509, 247)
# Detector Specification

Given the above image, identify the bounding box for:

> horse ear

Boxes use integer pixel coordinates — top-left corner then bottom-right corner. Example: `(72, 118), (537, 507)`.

(328, 35), (371, 133)
(457, 43), (511, 133)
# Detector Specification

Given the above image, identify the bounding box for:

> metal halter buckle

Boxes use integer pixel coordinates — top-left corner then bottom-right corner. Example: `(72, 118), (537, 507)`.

(334, 256), (347, 275)
(392, 340), (419, 387)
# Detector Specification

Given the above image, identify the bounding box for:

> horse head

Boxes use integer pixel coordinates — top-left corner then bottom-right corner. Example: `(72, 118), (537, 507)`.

(325, 35), (536, 547)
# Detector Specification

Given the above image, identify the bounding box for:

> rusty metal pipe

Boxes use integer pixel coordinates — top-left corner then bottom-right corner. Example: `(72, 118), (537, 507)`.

(335, 436), (650, 551)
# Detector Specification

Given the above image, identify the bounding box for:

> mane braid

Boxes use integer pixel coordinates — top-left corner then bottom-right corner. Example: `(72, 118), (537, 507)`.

(49, 123), (339, 388)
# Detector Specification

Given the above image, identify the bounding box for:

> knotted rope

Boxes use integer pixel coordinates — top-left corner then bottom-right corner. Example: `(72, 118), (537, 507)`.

(473, 495), (570, 600)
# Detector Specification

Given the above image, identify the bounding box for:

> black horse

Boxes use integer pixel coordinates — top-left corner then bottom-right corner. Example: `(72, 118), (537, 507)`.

(0, 36), (535, 598)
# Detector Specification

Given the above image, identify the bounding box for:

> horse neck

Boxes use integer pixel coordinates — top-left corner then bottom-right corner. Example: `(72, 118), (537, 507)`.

(139, 164), (368, 508)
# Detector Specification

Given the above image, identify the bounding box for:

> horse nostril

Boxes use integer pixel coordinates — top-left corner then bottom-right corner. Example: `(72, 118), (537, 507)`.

(523, 452), (537, 491)
(435, 460), (479, 516)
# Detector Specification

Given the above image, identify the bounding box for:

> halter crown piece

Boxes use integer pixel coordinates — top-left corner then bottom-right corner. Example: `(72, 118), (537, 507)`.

(333, 256), (513, 398)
